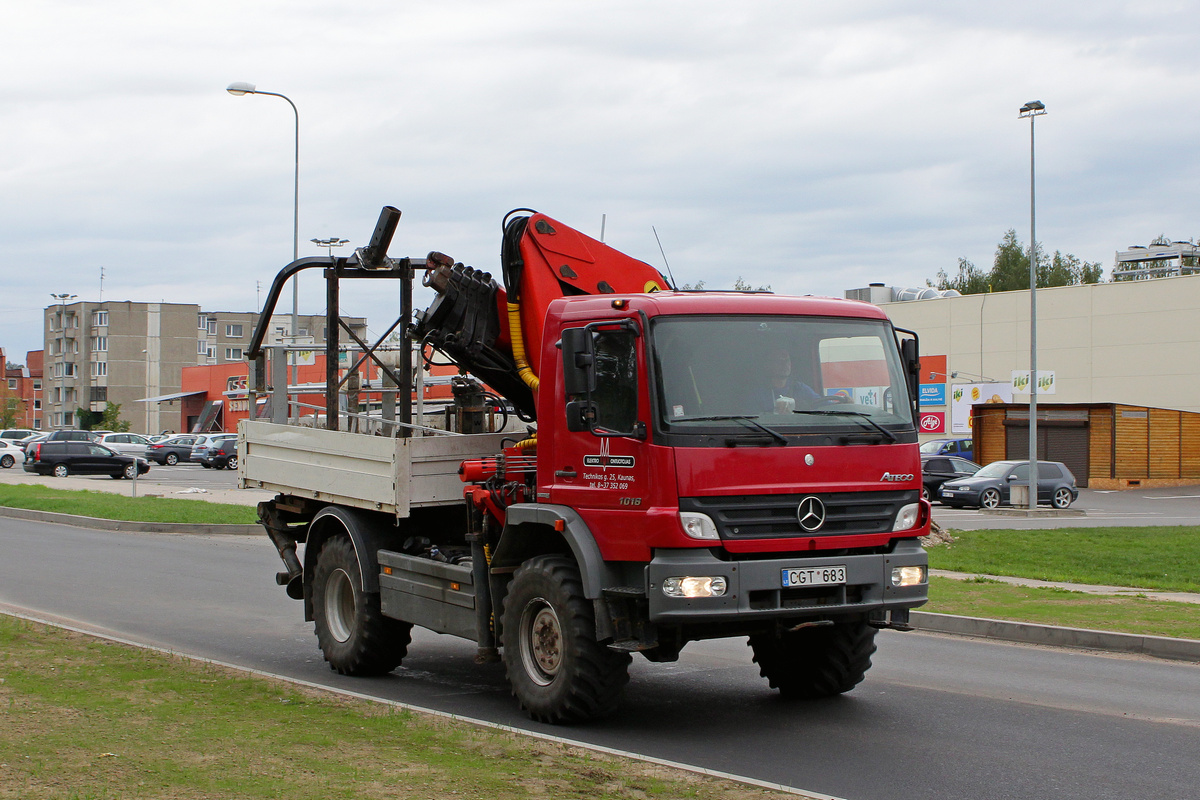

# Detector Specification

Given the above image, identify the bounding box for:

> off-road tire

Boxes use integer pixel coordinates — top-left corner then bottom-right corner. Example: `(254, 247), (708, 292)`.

(749, 619), (878, 699)
(1052, 488), (1073, 509)
(980, 488), (1001, 510)
(165, 453), (179, 466)
(312, 536), (412, 676)
(0, 454), (13, 469)
(501, 555), (631, 724)
(53, 464), (69, 478)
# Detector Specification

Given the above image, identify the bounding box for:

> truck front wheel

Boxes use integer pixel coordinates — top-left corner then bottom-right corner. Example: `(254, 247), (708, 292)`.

(501, 555), (631, 724)
(749, 619), (877, 699)
(312, 536), (412, 676)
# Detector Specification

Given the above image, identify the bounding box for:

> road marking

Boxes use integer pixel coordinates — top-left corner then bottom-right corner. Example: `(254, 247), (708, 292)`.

(0, 603), (844, 800)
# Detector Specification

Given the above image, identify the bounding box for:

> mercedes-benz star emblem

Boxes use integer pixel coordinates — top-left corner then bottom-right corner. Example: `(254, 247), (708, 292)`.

(796, 496), (826, 532)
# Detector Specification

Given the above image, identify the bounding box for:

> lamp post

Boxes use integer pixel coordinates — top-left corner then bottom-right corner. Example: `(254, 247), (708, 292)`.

(1019, 100), (1046, 512)
(311, 237), (349, 257)
(50, 293), (77, 430)
(227, 81), (300, 406)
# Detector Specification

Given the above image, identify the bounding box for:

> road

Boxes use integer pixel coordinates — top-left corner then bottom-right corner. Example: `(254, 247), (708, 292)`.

(1, 517), (1197, 800)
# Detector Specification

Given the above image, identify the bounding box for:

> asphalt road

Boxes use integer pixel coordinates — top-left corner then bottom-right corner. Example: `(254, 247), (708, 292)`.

(1, 517), (1197, 800)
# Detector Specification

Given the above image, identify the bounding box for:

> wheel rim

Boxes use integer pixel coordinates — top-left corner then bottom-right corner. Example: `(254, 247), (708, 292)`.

(1054, 488), (1071, 508)
(54, 465), (68, 478)
(125, 464), (136, 478)
(228, 457), (238, 470)
(519, 597), (562, 687)
(922, 486), (930, 501)
(324, 568), (357, 643)
(166, 454), (177, 465)
(1, 455), (12, 468)
(982, 489), (999, 509)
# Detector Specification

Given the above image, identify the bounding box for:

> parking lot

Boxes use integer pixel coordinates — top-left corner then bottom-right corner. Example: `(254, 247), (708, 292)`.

(0, 459), (268, 506)
(1, 457), (1197, 526)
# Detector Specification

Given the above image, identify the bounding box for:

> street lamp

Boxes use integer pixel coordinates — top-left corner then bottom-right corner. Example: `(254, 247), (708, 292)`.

(227, 81), (300, 405)
(311, 237), (350, 257)
(50, 292), (77, 430)
(1018, 100), (1046, 512)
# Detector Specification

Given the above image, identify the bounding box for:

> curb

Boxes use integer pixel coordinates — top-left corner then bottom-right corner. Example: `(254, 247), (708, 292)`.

(0, 505), (259, 535)
(910, 611), (1200, 662)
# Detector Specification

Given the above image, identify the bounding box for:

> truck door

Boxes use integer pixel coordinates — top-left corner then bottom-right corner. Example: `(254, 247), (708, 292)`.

(552, 321), (650, 513)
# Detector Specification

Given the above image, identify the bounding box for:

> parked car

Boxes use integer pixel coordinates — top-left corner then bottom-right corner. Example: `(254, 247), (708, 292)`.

(0, 428), (36, 442)
(191, 433), (235, 466)
(45, 430), (101, 443)
(919, 437), (973, 459)
(198, 438), (238, 470)
(15, 433), (48, 453)
(95, 432), (153, 458)
(145, 435), (199, 465)
(0, 439), (24, 468)
(23, 440), (150, 479)
(938, 460), (1079, 509)
(920, 454), (981, 502)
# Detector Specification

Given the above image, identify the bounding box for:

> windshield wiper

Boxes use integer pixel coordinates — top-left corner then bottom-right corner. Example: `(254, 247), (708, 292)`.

(791, 409), (898, 443)
(673, 415), (788, 445)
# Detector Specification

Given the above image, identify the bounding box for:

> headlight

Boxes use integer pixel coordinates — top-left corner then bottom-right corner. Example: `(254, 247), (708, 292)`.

(679, 511), (719, 540)
(662, 576), (728, 598)
(891, 565), (927, 587)
(892, 502), (920, 531)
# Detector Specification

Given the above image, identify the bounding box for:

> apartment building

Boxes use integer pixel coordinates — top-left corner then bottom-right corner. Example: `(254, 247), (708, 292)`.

(42, 301), (368, 435)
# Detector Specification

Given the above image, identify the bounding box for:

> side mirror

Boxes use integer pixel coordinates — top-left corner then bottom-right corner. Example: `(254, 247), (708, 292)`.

(900, 337), (920, 404)
(560, 328), (595, 396)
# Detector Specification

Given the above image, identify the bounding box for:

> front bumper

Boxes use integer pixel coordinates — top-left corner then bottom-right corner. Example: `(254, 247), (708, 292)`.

(645, 540), (928, 625)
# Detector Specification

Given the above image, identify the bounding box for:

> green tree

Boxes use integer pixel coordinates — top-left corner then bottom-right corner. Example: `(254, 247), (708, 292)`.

(0, 396), (21, 428)
(100, 402), (131, 433)
(932, 230), (1103, 295)
(933, 257), (990, 294)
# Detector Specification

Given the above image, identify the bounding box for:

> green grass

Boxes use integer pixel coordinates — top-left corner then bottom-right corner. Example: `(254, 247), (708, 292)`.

(0, 484), (257, 525)
(923, 576), (1200, 640)
(0, 615), (786, 800)
(926, 526), (1200, 593)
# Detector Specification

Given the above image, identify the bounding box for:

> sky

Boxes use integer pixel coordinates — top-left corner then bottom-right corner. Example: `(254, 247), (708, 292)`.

(4, 1), (1200, 364)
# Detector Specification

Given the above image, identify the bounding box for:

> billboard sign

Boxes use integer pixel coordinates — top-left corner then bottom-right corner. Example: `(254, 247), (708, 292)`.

(919, 384), (946, 406)
(950, 382), (1013, 434)
(919, 411), (945, 433)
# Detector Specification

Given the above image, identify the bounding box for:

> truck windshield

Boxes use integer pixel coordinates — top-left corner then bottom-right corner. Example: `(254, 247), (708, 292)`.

(651, 315), (914, 437)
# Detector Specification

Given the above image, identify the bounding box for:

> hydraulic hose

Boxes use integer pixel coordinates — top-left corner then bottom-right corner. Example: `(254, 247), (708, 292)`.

(507, 302), (540, 394)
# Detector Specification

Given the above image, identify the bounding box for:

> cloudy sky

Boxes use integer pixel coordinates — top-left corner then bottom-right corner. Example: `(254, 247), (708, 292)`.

(3, 1), (1199, 363)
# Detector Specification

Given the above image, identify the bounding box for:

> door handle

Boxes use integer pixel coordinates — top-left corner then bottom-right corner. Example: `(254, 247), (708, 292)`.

(555, 468), (577, 478)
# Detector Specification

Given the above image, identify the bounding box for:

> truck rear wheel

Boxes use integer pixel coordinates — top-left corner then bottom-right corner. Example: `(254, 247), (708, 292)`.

(501, 555), (630, 724)
(749, 619), (877, 699)
(312, 536), (412, 676)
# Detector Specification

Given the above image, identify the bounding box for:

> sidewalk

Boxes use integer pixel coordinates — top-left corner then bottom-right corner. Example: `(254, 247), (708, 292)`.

(931, 568), (1200, 605)
(0, 466), (272, 507)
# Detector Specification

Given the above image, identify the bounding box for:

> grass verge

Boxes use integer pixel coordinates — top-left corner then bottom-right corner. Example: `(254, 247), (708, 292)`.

(923, 576), (1200, 640)
(0, 484), (257, 525)
(925, 526), (1200, 593)
(0, 615), (790, 800)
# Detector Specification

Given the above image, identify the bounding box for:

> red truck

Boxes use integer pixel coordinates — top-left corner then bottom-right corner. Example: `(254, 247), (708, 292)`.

(242, 207), (929, 723)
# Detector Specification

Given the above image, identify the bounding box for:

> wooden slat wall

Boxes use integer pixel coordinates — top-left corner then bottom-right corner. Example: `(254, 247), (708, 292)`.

(1113, 405), (1149, 478)
(1183, 414), (1200, 478)
(1088, 408), (1113, 480)
(1148, 408), (1181, 479)
(974, 405), (1007, 466)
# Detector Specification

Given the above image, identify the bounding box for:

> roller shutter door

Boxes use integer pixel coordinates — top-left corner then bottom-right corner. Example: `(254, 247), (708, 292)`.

(1004, 424), (1090, 487)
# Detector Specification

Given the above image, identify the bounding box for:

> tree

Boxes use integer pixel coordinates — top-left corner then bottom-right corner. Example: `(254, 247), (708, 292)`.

(931, 230), (1104, 295)
(100, 402), (131, 433)
(0, 396), (22, 429)
(680, 277), (772, 291)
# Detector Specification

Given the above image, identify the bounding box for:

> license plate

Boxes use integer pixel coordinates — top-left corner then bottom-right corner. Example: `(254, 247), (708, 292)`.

(941, 491), (955, 497)
(781, 565), (847, 588)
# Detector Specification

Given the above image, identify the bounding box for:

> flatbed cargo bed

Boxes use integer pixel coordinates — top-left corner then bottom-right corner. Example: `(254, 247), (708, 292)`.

(239, 420), (512, 518)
